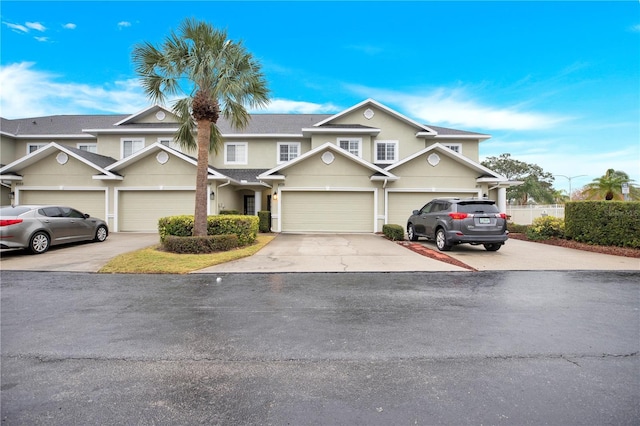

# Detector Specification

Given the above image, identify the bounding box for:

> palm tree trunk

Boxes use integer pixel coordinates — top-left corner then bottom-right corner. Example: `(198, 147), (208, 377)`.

(194, 119), (211, 237)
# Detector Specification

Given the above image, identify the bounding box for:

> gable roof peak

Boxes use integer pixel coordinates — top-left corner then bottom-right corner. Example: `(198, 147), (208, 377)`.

(312, 98), (437, 135)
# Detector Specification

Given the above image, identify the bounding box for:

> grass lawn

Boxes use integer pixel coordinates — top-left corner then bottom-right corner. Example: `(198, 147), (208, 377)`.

(99, 234), (276, 274)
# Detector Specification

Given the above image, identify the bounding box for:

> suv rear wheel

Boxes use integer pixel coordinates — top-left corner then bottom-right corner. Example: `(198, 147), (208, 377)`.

(435, 228), (452, 251)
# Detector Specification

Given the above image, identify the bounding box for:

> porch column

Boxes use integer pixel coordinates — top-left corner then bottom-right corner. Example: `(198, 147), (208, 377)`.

(254, 190), (262, 215)
(497, 187), (507, 213)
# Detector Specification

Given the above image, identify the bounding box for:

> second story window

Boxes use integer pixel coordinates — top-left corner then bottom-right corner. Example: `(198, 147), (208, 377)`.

(27, 143), (47, 154)
(77, 143), (97, 153)
(158, 137), (180, 151)
(122, 138), (144, 158)
(225, 142), (248, 165)
(375, 140), (398, 164)
(277, 142), (300, 163)
(338, 138), (361, 157)
(443, 143), (462, 154)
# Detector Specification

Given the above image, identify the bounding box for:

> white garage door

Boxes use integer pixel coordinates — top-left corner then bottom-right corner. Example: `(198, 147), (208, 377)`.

(119, 190), (195, 232)
(20, 190), (106, 220)
(387, 192), (472, 228)
(281, 191), (374, 233)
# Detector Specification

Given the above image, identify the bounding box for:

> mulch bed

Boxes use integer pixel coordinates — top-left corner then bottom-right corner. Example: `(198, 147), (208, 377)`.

(397, 241), (478, 271)
(508, 233), (640, 259)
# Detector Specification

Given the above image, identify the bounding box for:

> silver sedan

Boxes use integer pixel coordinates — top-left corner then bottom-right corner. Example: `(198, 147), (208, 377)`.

(0, 205), (108, 254)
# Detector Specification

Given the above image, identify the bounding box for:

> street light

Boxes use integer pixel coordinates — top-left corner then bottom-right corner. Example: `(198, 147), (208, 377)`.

(554, 174), (587, 201)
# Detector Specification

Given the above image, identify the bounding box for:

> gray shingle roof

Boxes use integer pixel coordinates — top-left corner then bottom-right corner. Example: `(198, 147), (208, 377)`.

(1, 113), (488, 138)
(65, 146), (117, 169)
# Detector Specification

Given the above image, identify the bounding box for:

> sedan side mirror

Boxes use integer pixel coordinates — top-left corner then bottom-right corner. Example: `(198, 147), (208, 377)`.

(412, 210), (419, 215)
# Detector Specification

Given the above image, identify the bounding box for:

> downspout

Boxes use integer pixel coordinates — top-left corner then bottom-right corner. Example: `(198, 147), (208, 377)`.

(215, 180), (231, 214)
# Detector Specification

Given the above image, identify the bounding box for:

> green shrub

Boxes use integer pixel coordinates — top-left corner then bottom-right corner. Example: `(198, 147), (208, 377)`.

(220, 210), (239, 215)
(565, 201), (640, 248)
(206, 215), (258, 246)
(162, 234), (239, 254)
(158, 214), (259, 246)
(383, 224), (405, 241)
(526, 216), (565, 240)
(158, 215), (193, 242)
(257, 210), (271, 233)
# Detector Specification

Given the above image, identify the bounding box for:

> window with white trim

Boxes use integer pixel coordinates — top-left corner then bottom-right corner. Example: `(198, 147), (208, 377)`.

(27, 143), (47, 154)
(77, 143), (97, 153)
(277, 142), (300, 163)
(443, 143), (462, 154)
(224, 142), (248, 164)
(337, 138), (362, 157)
(158, 137), (180, 151)
(374, 140), (398, 163)
(121, 138), (145, 158)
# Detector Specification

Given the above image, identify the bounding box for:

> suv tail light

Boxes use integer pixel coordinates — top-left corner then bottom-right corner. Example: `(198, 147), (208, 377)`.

(496, 213), (507, 219)
(448, 212), (469, 220)
(0, 219), (23, 226)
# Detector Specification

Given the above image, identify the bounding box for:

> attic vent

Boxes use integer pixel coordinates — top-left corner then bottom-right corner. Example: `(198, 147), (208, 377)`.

(321, 151), (335, 165)
(56, 152), (68, 165)
(363, 108), (374, 120)
(155, 111), (166, 121)
(427, 153), (440, 167)
(156, 151), (169, 164)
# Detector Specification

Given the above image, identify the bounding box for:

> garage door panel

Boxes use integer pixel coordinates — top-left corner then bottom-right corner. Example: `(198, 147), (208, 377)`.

(20, 190), (106, 220)
(388, 192), (470, 228)
(119, 191), (194, 232)
(282, 192), (373, 233)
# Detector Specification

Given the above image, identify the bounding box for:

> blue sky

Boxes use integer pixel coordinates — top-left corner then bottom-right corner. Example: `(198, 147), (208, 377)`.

(1, 1), (638, 194)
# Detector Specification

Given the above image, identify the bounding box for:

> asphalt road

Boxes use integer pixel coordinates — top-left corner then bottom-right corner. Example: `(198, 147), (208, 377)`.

(2, 270), (639, 425)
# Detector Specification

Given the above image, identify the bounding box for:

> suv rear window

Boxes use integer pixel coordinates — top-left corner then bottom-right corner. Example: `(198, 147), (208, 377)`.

(457, 202), (499, 214)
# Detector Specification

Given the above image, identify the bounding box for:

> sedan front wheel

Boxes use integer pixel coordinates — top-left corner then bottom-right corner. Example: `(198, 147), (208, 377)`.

(407, 224), (418, 241)
(94, 225), (108, 242)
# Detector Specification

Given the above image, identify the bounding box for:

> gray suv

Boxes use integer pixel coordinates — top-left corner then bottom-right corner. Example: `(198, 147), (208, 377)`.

(406, 198), (508, 251)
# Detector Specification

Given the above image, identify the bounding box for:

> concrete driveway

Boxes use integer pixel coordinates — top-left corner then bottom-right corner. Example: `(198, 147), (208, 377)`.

(1, 232), (638, 273)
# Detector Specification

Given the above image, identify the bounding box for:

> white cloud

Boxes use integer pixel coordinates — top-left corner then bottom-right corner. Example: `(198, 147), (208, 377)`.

(25, 22), (46, 32)
(346, 84), (569, 131)
(3, 21), (29, 33)
(261, 99), (340, 114)
(631, 24), (640, 33)
(117, 21), (131, 29)
(34, 36), (49, 42)
(63, 23), (77, 30)
(0, 62), (147, 118)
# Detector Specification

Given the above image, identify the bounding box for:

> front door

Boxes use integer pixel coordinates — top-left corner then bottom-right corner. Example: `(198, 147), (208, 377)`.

(244, 195), (255, 215)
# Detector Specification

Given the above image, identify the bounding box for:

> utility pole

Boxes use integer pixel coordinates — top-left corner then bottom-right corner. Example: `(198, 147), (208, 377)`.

(554, 175), (587, 201)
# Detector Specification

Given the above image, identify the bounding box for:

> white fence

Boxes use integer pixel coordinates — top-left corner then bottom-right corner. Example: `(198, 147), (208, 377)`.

(506, 204), (565, 225)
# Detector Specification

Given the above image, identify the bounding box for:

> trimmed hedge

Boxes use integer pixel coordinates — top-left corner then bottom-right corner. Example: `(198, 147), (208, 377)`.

(565, 201), (640, 248)
(158, 214), (259, 246)
(163, 234), (239, 254)
(258, 210), (271, 233)
(383, 224), (405, 241)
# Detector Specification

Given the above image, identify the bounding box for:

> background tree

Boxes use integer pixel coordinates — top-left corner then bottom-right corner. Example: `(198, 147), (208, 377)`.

(132, 18), (270, 236)
(582, 169), (639, 201)
(481, 153), (555, 204)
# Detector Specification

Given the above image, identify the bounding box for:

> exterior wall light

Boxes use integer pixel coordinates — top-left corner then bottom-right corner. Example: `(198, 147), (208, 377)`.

(273, 192), (278, 201)
(210, 191), (215, 200)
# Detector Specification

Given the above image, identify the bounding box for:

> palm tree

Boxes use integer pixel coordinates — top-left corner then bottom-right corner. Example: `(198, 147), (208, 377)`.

(132, 18), (269, 236)
(582, 169), (638, 200)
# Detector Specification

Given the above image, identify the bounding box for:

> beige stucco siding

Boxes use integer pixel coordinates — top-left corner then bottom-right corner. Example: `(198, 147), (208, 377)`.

(17, 153), (105, 187)
(1, 135), (17, 164)
(388, 153), (480, 189)
(280, 151), (377, 188)
(114, 152), (196, 187)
